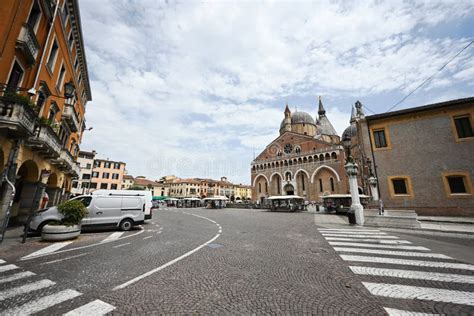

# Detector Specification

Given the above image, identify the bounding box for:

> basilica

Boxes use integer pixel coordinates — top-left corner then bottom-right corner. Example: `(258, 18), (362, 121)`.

(251, 97), (348, 203)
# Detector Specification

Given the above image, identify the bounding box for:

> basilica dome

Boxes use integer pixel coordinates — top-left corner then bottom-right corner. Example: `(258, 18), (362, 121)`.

(280, 111), (315, 129)
(342, 124), (357, 141)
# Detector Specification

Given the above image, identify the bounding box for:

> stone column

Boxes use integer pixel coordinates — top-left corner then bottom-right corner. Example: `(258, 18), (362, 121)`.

(368, 176), (379, 202)
(345, 161), (364, 225)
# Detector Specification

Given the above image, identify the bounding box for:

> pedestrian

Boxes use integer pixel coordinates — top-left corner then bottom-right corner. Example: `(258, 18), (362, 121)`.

(379, 199), (384, 215)
(39, 191), (49, 210)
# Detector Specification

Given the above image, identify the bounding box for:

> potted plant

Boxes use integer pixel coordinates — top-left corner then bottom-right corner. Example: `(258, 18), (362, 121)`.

(41, 200), (88, 241)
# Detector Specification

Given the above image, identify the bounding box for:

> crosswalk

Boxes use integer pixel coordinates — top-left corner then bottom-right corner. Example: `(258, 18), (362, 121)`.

(318, 228), (474, 315)
(0, 259), (115, 315)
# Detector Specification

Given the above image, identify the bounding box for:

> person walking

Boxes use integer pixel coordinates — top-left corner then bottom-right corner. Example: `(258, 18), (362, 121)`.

(379, 199), (384, 215)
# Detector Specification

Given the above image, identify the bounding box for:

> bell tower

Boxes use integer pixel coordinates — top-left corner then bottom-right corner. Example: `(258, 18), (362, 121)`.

(284, 103), (292, 132)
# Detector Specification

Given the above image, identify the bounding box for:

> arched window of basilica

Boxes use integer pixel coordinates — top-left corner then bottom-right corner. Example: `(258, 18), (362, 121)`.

(295, 146), (301, 154)
(319, 154), (324, 161)
(303, 157), (308, 163)
(298, 158), (302, 164)
(325, 153), (331, 160)
(284, 160), (288, 166)
(285, 172), (291, 181)
(308, 156), (313, 162)
(331, 152), (337, 160)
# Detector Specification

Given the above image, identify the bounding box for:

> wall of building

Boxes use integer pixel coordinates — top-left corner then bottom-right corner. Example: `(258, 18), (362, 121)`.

(90, 160), (125, 191)
(366, 103), (474, 216)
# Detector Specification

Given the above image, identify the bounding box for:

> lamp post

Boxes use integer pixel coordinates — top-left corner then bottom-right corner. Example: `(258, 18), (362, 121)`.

(342, 136), (364, 225)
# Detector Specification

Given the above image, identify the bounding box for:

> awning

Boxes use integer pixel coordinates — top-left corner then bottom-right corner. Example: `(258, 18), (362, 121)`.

(153, 196), (168, 200)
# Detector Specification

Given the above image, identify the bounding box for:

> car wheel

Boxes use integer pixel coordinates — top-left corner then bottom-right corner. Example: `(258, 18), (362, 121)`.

(119, 219), (133, 231)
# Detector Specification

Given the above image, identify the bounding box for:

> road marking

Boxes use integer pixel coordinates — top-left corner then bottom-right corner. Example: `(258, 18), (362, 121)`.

(64, 299), (116, 315)
(143, 236), (153, 240)
(113, 212), (221, 291)
(40, 253), (89, 265)
(322, 234), (399, 239)
(0, 279), (55, 301)
(113, 242), (131, 249)
(21, 241), (74, 260)
(2, 289), (82, 315)
(101, 232), (124, 243)
(328, 242), (429, 251)
(384, 307), (438, 316)
(20, 227), (144, 261)
(318, 228), (381, 232)
(340, 255), (474, 271)
(0, 264), (18, 273)
(320, 231), (387, 235)
(0, 271), (35, 284)
(333, 247), (451, 259)
(363, 282), (474, 306)
(324, 237), (410, 243)
(350, 266), (474, 284)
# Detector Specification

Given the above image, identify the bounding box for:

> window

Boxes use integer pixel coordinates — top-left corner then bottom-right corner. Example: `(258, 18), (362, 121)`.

(392, 179), (407, 194)
(102, 172), (110, 179)
(90, 182), (97, 189)
(68, 31), (74, 49)
(36, 91), (46, 111)
(113, 162), (120, 169)
(301, 174), (305, 191)
(112, 173), (119, 180)
(442, 172), (472, 197)
(104, 162), (111, 168)
(46, 40), (59, 71)
(48, 102), (58, 121)
(447, 176), (466, 194)
(82, 182), (89, 189)
(111, 184), (118, 190)
(92, 171), (99, 178)
(82, 174), (91, 180)
(100, 183), (108, 189)
(454, 116), (473, 139)
(86, 163), (91, 169)
(388, 176), (413, 197)
(319, 179), (323, 192)
(7, 61), (24, 90)
(27, 1), (41, 32)
(258, 183), (261, 193)
(56, 64), (66, 91)
(373, 129), (387, 148)
(330, 178), (334, 192)
(94, 161), (101, 168)
(72, 181), (78, 188)
(74, 56), (79, 71)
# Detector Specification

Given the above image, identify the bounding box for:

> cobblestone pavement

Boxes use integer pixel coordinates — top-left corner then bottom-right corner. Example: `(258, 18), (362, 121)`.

(0, 207), (472, 315)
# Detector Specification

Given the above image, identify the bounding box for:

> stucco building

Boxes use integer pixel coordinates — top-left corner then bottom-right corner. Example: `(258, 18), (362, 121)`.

(89, 158), (125, 192)
(0, 0), (91, 225)
(251, 98), (347, 203)
(71, 150), (95, 195)
(346, 97), (474, 216)
(122, 174), (134, 190)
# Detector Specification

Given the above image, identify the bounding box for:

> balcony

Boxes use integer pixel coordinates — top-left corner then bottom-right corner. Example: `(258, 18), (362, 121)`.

(27, 125), (62, 159)
(0, 97), (37, 136)
(62, 104), (80, 132)
(57, 149), (80, 176)
(16, 23), (40, 65)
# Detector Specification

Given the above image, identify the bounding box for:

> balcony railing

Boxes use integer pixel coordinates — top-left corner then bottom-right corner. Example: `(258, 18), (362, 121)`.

(62, 104), (80, 132)
(58, 149), (80, 176)
(0, 98), (37, 136)
(27, 125), (62, 159)
(16, 23), (40, 65)
(251, 145), (343, 165)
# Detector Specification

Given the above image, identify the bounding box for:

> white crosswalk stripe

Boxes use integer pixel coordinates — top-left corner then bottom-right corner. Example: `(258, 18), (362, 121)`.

(333, 247), (452, 259)
(318, 228), (381, 232)
(340, 255), (474, 270)
(21, 241), (74, 260)
(321, 233), (399, 239)
(350, 266), (474, 284)
(363, 282), (474, 306)
(328, 241), (429, 251)
(325, 237), (411, 244)
(320, 228), (474, 314)
(0, 259), (5, 264)
(0, 258), (116, 314)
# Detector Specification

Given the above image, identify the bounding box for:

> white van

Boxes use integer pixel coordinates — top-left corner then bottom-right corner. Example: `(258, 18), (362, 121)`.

(92, 190), (153, 220)
(30, 194), (146, 233)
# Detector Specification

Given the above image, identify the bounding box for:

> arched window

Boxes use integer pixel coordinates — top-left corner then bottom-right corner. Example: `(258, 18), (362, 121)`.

(258, 183), (261, 193)
(319, 179), (323, 192)
(295, 147), (301, 154)
(330, 177), (335, 191)
(265, 182), (268, 193)
(277, 177), (281, 194)
(301, 174), (305, 191)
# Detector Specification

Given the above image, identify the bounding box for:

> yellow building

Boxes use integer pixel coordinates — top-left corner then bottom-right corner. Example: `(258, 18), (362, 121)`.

(0, 0), (91, 225)
(89, 159), (126, 191)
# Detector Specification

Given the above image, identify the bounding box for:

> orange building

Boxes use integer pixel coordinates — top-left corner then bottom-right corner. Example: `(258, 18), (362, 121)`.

(0, 0), (91, 225)
(89, 159), (126, 192)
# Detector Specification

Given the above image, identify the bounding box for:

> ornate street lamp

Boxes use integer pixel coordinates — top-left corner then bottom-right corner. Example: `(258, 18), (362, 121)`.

(342, 122), (364, 225)
(63, 80), (75, 99)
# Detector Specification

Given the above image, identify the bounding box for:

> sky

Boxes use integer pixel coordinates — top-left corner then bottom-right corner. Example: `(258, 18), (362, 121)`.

(79, 0), (474, 185)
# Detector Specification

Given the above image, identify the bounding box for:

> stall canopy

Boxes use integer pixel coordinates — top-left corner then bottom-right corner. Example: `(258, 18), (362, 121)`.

(183, 197), (201, 201)
(153, 196), (168, 201)
(164, 198), (179, 201)
(203, 196), (229, 201)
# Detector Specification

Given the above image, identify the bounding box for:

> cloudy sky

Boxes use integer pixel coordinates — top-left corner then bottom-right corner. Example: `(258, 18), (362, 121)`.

(79, 0), (474, 184)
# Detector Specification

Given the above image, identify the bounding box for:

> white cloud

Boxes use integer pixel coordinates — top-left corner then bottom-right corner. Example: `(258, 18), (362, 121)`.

(79, 0), (474, 183)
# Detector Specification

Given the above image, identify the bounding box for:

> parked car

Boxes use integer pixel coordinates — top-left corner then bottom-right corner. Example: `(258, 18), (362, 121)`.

(30, 194), (146, 233)
(92, 189), (153, 220)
